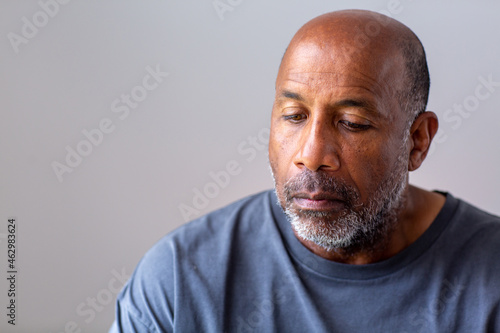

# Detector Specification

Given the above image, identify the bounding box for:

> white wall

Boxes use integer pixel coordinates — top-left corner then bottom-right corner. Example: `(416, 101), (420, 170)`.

(1, 0), (499, 331)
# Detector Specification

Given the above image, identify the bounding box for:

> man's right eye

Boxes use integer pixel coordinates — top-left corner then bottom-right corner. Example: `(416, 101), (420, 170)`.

(283, 114), (306, 123)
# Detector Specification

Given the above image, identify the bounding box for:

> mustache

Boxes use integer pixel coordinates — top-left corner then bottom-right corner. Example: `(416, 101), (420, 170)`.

(283, 169), (360, 208)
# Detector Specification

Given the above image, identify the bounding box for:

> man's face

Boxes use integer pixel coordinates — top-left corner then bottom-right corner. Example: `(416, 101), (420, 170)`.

(269, 39), (411, 251)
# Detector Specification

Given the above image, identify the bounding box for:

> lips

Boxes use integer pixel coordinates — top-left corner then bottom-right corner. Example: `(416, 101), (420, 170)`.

(292, 192), (347, 211)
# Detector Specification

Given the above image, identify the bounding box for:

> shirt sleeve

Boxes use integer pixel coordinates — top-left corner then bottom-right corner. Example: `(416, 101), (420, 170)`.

(109, 296), (160, 333)
(108, 239), (176, 333)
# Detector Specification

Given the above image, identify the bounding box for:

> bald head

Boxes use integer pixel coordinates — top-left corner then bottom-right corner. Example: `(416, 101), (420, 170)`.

(279, 10), (430, 123)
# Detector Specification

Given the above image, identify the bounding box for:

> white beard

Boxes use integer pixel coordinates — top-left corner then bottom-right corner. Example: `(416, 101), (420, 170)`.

(271, 135), (409, 252)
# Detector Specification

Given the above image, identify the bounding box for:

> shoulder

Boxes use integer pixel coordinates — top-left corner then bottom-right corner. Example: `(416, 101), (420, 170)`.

(443, 195), (500, 272)
(451, 196), (500, 245)
(139, 188), (275, 274)
(161, 189), (275, 249)
(113, 190), (277, 330)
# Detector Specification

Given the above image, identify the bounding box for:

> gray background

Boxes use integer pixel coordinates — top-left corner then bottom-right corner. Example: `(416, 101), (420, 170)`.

(1, 0), (499, 331)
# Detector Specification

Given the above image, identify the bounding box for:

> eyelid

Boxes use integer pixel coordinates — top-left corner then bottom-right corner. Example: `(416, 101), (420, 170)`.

(281, 105), (308, 116)
(341, 111), (371, 121)
(340, 112), (374, 126)
(339, 120), (371, 132)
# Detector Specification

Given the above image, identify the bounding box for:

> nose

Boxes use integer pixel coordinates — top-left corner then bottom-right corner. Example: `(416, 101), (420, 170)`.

(293, 119), (340, 172)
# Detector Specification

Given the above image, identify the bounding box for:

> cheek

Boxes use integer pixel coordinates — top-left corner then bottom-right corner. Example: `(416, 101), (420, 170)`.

(269, 122), (298, 183)
(269, 131), (289, 174)
(342, 139), (399, 196)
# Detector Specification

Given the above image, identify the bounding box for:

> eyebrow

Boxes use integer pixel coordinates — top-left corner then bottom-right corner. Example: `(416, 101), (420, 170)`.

(280, 90), (304, 101)
(333, 99), (374, 110)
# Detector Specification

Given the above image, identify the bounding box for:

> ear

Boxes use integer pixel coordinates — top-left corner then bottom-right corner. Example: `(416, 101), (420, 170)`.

(408, 111), (439, 171)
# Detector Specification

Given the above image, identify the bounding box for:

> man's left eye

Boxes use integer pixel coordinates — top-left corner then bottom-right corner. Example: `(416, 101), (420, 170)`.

(340, 121), (371, 131)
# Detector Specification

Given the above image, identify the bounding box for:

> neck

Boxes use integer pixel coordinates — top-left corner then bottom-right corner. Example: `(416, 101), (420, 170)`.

(294, 185), (446, 265)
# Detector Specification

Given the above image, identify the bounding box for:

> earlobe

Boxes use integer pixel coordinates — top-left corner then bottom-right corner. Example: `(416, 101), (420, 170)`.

(408, 112), (439, 171)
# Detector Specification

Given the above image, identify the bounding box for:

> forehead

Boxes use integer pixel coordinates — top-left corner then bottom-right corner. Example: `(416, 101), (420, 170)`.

(276, 41), (404, 115)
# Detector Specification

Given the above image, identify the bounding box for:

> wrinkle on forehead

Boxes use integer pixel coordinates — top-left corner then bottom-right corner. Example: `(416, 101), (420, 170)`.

(285, 71), (382, 91)
(280, 70), (395, 109)
(281, 39), (401, 89)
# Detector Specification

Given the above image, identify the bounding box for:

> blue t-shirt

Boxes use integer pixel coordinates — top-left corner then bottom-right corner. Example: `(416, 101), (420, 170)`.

(110, 190), (500, 332)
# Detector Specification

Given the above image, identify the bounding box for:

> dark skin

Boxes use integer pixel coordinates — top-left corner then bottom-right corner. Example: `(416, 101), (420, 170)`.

(269, 10), (446, 265)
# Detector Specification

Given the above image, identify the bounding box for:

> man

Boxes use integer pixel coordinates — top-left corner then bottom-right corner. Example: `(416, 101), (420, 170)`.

(110, 10), (500, 332)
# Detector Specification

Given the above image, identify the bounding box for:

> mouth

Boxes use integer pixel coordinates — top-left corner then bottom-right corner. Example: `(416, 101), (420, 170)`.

(292, 192), (348, 211)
